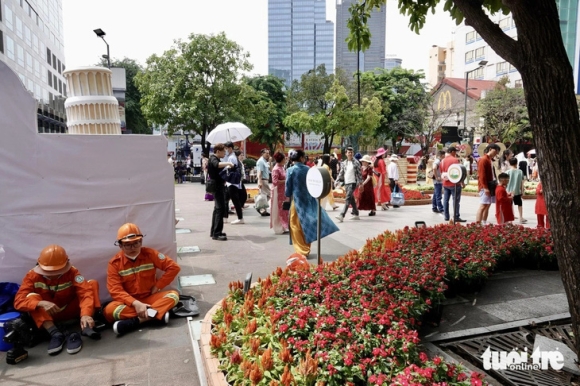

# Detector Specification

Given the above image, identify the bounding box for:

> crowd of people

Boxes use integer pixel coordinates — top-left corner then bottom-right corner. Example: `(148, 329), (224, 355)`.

(12, 223), (181, 356)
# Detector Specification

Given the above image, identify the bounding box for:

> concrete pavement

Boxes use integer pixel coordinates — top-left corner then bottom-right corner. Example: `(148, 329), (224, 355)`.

(0, 181), (566, 385)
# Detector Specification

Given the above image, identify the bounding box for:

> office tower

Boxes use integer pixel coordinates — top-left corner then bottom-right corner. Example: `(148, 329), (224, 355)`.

(268, 0), (334, 86)
(335, 0), (386, 77)
(383, 57), (402, 71)
(0, 0), (67, 132)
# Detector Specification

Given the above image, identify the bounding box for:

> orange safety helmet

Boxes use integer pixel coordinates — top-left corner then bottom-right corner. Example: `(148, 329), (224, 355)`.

(33, 244), (71, 275)
(115, 223), (144, 245)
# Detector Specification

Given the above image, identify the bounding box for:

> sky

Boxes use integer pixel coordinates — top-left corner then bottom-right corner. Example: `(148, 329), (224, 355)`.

(62, 0), (457, 77)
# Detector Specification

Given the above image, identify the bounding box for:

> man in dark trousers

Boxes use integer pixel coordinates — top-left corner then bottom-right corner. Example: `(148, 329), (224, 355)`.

(208, 143), (234, 240)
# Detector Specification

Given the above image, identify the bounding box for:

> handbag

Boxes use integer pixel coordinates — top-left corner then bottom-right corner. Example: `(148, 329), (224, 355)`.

(282, 201), (291, 211)
(220, 166), (242, 185)
(254, 193), (269, 210)
(390, 184), (405, 206)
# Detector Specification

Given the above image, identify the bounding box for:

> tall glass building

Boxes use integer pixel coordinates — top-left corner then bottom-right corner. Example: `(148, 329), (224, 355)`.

(0, 0), (67, 132)
(335, 0), (386, 77)
(268, 0), (334, 86)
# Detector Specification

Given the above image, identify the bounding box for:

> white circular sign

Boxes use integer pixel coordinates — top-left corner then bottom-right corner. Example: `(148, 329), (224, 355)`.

(447, 164), (467, 184)
(306, 167), (331, 199)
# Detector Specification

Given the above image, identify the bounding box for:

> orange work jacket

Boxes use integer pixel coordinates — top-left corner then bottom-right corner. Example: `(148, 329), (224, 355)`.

(107, 247), (180, 306)
(14, 266), (96, 317)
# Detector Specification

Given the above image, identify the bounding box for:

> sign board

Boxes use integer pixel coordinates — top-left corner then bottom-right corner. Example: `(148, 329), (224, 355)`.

(447, 164), (467, 184)
(306, 167), (331, 199)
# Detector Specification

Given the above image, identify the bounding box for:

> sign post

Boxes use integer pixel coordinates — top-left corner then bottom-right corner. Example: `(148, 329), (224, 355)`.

(306, 167), (331, 265)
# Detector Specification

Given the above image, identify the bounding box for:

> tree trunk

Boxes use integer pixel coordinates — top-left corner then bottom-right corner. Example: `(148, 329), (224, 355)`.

(467, 0), (580, 356)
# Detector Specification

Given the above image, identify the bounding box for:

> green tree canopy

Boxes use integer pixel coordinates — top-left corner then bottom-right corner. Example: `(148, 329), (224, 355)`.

(477, 79), (530, 146)
(135, 32), (252, 153)
(243, 75), (288, 153)
(361, 68), (428, 148)
(285, 65), (382, 154)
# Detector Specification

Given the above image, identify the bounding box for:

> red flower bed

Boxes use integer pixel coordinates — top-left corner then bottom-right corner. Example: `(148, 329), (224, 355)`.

(211, 224), (555, 385)
(402, 188), (431, 200)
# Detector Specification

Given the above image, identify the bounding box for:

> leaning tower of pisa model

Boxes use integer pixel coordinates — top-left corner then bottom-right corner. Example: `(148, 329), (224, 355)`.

(63, 67), (121, 134)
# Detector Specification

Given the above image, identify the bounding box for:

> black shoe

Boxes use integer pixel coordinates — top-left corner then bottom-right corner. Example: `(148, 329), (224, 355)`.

(393, 205), (400, 208)
(66, 332), (83, 354)
(228, 210), (235, 215)
(81, 327), (101, 340)
(47, 332), (65, 355)
(369, 211), (376, 216)
(113, 317), (140, 336)
(261, 212), (270, 217)
(432, 209), (439, 213)
(212, 235), (227, 241)
(455, 218), (467, 223)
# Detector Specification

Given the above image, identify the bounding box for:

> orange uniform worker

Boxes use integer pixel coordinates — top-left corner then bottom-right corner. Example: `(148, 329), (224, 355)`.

(14, 245), (101, 356)
(105, 223), (181, 335)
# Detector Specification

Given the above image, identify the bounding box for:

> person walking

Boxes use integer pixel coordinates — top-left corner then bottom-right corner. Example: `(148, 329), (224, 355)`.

(374, 148), (391, 210)
(270, 152), (289, 234)
(285, 149), (339, 256)
(431, 150), (445, 213)
(387, 155), (401, 208)
(358, 155), (377, 216)
(440, 147), (466, 222)
(256, 149), (272, 216)
(335, 147), (363, 222)
(208, 144), (234, 240)
(475, 144), (501, 224)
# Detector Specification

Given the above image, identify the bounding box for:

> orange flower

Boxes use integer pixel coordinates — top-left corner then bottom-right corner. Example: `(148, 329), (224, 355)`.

(261, 348), (273, 370)
(250, 337), (261, 355)
(280, 365), (295, 386)
(245, 319), (257, 334)
(250, 362), (263, 385)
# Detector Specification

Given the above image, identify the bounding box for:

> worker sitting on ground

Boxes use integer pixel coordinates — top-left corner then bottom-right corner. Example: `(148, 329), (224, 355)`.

(14, 244), (101, 356)
(105, 223), (181, 336)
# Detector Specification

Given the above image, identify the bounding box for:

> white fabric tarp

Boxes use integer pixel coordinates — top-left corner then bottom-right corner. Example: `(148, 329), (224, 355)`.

(0, 60), (177, 300)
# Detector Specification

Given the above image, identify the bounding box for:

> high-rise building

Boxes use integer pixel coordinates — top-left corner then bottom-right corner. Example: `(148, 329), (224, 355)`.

(335, 0), (386, 77)
(268, 0), (334, 86)
(383, 57), (402, 71)
(0, 0), (67, 132)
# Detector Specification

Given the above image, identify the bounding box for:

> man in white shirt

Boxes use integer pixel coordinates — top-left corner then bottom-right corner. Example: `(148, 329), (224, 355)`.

(256, 149), (271, 216)
(387, 155), (401, 208)
(335, 147), (363, 222)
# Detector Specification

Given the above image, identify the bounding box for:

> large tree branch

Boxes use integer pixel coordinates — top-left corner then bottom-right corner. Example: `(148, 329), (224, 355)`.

(452, 0), (521, 67)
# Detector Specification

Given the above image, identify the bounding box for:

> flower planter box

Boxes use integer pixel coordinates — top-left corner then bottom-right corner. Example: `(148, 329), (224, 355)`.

(200, 303), (228, 386)
(404, 198), (431, 206)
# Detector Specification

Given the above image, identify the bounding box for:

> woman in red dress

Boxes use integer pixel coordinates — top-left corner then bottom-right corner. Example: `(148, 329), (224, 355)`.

(271, 152), (289, 234)
(535, 180), (549, 228)
(358, 155), (377, 216)
(374, 148), (391, 210)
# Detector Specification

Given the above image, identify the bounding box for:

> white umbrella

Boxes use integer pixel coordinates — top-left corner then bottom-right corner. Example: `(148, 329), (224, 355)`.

(206, 122), (252, 144)
(527, 149), (536, 155)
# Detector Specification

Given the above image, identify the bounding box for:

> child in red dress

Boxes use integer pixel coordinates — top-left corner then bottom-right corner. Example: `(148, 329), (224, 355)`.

(495, 173), (515, 225)
(535, 181), (550, 228)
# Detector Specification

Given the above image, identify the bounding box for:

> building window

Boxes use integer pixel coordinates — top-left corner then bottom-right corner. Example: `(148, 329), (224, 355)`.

(6, 35), (15, 60)
(499, 17), (510, 30)
(24, 25), (31, 47)
(32, 33), (38, 54)
(509, 63), (517, 72)
(476, 32), (482, 41)
(34, 58), (40, 78)
(466, 31), (476, 44)
(0, 30), (3, 54)
(465, 50), (474, 63)
(53, 74), (57, 90)
(48, 69), (52, 86)
(514, 79), (523, 88)
(15, 16), (23, 38)
(58, 79), (62, 94)
(496, 61), (509, 75)
(5, 4), (13, 31)
(26, 51), (32, 72)
(52, 54), (56, 70)
(57, 59), (61, 74)
(47, 47), (51, 65)
(475, 47), (485, 59)
(17, 43), (24, 67)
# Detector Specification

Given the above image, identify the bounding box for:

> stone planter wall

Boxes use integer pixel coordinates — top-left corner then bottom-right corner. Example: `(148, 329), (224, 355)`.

(200, 303), (228, 386)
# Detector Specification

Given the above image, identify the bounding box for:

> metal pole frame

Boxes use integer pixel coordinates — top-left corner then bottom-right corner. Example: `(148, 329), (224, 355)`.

(317, 197), (322, 265)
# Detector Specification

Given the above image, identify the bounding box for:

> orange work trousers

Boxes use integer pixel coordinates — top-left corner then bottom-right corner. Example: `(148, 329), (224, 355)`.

(30, 280), (101, 329)
(104, 290), (179, 323)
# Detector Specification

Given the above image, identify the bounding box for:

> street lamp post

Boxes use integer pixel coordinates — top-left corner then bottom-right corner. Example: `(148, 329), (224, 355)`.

(463, 60), (488, 144)
(93, 28), (110, 69)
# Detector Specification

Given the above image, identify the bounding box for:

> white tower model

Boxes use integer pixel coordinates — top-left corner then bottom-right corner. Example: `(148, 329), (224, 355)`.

(63, 67), (122, 134)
